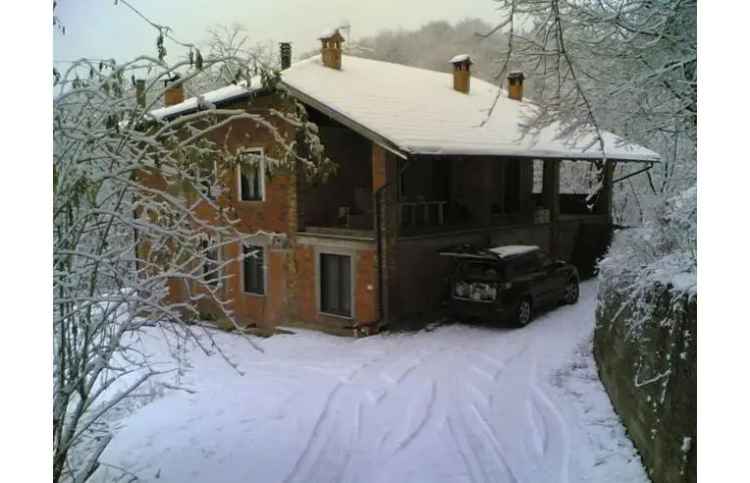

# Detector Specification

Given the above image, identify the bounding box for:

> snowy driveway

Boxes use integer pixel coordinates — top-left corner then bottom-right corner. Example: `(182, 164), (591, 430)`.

(96, 281), (647, 483)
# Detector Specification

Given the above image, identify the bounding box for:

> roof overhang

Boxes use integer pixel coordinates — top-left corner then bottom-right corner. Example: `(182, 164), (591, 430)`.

(411, 151), (660, 164)
(281, 81), (409, 160)
(281, 81), (659, 164)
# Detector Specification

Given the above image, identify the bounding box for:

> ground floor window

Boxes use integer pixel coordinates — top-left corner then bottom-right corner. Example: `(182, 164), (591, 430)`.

(243, 245), (265, 295)
(320, 253), (351, 317)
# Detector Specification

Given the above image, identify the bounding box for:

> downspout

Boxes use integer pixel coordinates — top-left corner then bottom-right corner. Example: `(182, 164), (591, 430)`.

(374, 157), (412, 331)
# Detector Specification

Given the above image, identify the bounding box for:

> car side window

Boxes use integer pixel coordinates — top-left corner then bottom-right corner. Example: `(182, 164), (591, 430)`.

(507, 255), (540, 278)
(535, 251), (551, 268)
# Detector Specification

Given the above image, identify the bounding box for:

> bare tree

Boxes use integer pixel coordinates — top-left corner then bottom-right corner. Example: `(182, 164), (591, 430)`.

(52, 38), (334, 483)
(484, 0), (696, 221)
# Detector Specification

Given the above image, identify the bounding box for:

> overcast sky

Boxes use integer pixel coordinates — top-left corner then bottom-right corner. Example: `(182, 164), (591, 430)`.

(54, 0), (501, 64)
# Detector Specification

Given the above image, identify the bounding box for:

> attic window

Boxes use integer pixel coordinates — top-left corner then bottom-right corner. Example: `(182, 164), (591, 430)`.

(236, 148), (265, 201)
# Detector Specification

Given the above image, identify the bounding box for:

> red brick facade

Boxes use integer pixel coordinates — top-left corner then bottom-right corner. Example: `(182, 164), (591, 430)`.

(143, 92), (382, 335)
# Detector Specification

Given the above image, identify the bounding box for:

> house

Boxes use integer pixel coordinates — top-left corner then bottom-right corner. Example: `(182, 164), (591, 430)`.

(145, 29), (659, 335)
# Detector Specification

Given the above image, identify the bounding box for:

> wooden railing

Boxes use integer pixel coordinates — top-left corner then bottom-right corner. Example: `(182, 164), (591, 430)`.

(399, 201), (447, 228)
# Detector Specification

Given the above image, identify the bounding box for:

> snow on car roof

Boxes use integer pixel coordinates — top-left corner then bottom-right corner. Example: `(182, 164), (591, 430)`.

(488, 245), (540, 259)
(281, 55), (660, 162)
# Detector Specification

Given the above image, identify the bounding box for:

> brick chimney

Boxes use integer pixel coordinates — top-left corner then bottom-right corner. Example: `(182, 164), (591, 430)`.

(319, 29), (345, 70)
(507, 71), (525, 101)
(279, 42), (292, 70)
(449, 54), (472, 94)
(163, 74), (184, 106)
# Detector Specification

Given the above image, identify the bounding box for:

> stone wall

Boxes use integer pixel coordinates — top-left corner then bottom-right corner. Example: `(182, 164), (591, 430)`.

(594, 285), (696, 483)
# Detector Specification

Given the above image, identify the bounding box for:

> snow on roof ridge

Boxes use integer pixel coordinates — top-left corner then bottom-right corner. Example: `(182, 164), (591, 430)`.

(148, 76), (261, 120)
(146, 56), (322, 121)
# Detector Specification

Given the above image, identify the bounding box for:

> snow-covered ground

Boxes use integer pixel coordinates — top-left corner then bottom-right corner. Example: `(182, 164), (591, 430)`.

(93, 281), (647, 483)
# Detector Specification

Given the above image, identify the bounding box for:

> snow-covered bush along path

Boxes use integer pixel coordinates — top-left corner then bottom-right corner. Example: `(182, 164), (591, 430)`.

(93, 281), (647, 483)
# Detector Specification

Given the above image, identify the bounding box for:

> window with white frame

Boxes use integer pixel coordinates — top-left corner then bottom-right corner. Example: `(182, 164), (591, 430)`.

(242, 244), (265, 295)
(236, 148), (265, 201)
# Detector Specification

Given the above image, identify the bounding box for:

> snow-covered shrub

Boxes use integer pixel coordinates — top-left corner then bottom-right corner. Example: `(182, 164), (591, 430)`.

(598, 185), (696, 336)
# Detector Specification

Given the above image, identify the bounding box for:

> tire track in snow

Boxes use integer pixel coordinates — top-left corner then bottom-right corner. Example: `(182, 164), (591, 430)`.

(447, 415), (482, 483)
(466, 381), (491, 408)
(379, 357), (420, 385)
(468, 403), (521, 483)
(283, 382), (343, 483)
(526, 397), (549, 456)
(530, 360), (571, 483)
(469, 363), (497, 382)
(391, 380), (437, 454)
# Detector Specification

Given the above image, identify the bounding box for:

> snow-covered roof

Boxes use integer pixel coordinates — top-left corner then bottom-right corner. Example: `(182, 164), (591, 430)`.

(489, 245), (540, 259)
(281, 55), (660, 162)
(148, 77), (262, 121)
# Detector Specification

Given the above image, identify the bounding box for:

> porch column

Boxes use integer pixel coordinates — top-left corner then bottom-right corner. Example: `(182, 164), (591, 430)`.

(478, 157), (494, 225)
(543, 160), (561, 255)
(595, 160), (615, 223)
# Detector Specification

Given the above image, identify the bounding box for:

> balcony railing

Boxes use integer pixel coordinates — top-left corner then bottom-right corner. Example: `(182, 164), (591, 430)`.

(399, 201), (447, 228)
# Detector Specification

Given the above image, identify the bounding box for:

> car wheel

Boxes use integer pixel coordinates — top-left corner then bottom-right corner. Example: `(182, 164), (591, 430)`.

(516, 298), (532, 327)
(563, 279), (579, 305)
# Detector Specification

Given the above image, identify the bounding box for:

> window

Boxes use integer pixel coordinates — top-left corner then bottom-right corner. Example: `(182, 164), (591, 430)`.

(506, 254), (541, 279)
(535, 250), (552, 268)
(236, 149), (264, 201)
(459, 261), (500, 280)
(532, 159), (544, 194)
(320, 254), (351, 317)
(243, 245), (265, 295)
(201, 238), (220, 287)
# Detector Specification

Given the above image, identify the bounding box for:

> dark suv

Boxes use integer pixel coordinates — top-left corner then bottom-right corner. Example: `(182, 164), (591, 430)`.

(441, 244), (579, 326)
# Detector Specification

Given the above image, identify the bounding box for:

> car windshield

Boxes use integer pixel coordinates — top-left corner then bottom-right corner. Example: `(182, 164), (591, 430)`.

(458, 261), (502, 280)
(505, 251), (543, 278)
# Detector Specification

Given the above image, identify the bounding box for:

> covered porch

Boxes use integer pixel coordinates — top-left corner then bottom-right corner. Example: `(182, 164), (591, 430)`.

(394, 155), (613, 243)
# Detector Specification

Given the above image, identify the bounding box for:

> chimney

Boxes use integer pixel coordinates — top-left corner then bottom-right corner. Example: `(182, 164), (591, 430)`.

(135, 79), (146, 108)
(319, 29), (345, 70)
(163, 74), (184, 106)
(280, 42), (292, 70)
(507, 71), (525, 101)
(449, 54), (472, 94)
